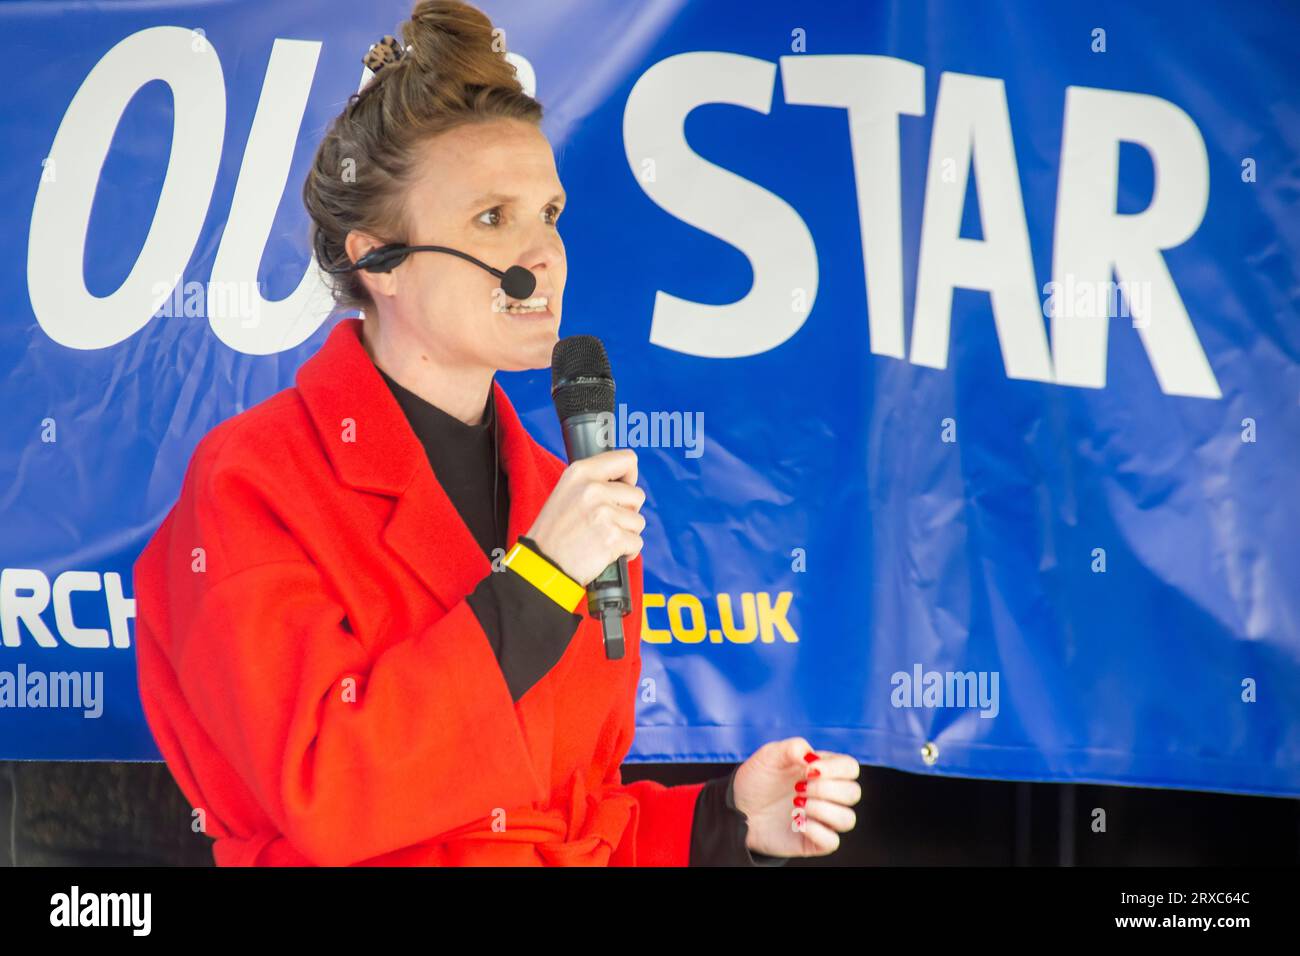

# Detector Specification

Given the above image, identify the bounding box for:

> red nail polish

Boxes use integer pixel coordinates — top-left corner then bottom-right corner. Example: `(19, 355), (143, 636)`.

(793, 795), (807, 807)
(803, 751), (819, 763)
(808, 768), (821, 778)
(794, 781), (807, 792)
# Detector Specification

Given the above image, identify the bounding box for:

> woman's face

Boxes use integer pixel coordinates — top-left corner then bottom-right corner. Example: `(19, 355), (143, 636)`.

(361, 117), (567, 373)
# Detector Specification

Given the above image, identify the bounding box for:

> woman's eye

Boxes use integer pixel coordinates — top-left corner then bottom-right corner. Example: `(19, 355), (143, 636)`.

(476, 205), (561, 227)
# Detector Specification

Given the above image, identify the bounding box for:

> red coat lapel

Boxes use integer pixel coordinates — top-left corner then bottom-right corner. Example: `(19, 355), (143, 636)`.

(294, 317), (560, 610)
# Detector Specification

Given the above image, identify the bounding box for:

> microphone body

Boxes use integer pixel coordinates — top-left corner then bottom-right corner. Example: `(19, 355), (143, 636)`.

(551, 336), (630, 661)
(559, 411), (631, 660)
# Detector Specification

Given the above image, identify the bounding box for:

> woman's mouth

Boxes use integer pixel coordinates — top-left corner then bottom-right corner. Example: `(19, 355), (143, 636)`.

(494, 295), (553, 318)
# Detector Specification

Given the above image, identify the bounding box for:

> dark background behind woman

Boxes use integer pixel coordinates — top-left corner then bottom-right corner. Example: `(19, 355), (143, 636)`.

(3, 762), (1297, 865)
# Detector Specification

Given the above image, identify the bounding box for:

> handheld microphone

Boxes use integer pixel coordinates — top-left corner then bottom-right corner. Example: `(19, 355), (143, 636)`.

(550, 336), (630, 661)
(323, 242), (537, 300)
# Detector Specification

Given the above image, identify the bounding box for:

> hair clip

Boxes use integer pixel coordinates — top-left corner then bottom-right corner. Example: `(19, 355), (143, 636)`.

(363, 35), (406, 74)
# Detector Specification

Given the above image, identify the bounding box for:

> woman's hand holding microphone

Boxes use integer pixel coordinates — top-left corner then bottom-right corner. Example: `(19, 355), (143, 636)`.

(525, 448), (646, 586)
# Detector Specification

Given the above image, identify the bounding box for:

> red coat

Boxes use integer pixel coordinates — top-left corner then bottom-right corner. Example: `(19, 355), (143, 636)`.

(133, 316), (703, 866)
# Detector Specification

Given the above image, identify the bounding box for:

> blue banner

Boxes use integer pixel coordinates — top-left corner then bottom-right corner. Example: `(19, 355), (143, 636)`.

(2, 0), (1297, 798)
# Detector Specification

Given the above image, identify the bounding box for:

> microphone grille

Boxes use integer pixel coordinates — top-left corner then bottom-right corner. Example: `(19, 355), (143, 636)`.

(551, 335), (615, 418)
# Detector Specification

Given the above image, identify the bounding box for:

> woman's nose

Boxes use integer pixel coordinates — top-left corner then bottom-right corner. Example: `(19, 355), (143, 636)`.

(516, 224), (563, 284)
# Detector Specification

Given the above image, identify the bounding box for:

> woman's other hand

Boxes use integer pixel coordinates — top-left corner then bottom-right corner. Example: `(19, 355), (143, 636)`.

(733, 737), (861, 858)
(525, 448), (646, 585)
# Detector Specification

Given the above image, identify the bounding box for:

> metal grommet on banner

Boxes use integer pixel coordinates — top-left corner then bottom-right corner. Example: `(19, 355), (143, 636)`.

(921, 741), (939, 766)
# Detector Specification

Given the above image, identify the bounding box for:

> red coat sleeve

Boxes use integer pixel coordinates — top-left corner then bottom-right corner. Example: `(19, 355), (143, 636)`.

(591, 552), (706, 866)
(603, 776), (706, 866)
(138, 438), (545, 867)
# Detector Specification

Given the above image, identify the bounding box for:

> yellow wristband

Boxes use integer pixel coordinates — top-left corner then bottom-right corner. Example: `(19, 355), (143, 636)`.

(502, 541), (586, 613)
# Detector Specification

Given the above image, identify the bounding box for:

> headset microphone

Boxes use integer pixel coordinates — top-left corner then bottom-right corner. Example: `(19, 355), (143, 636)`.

(323, 242), (537, 300)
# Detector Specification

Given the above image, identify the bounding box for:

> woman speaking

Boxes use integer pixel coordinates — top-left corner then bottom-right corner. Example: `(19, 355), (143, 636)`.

(133, 0), (860, 866)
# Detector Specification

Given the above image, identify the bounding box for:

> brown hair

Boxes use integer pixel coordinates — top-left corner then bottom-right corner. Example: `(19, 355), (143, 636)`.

(303, 0), (543, 313)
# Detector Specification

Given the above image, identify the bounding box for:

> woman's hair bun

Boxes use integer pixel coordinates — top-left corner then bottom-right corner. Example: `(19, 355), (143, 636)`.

(398, 0), (523, 103)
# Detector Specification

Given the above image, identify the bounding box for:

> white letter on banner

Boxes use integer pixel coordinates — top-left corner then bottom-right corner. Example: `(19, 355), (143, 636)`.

(910, 72), (1052, 382)
(1051, 86), (1219, 398)
(623, 52), (818, 358)
(505, 53), (536, 98)
(53, 571), (110, 649)
(1, 569), (58, 648)
(209, 39), (335, 354)
(780, 55), (925, 360)
(28, 27), (225, 350)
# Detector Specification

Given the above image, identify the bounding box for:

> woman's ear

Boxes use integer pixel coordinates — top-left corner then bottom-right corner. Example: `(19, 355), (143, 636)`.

(344, 230), (400, 301)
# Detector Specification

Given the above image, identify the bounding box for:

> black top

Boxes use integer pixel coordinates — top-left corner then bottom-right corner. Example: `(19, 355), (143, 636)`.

(377, 366), (785, 867)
